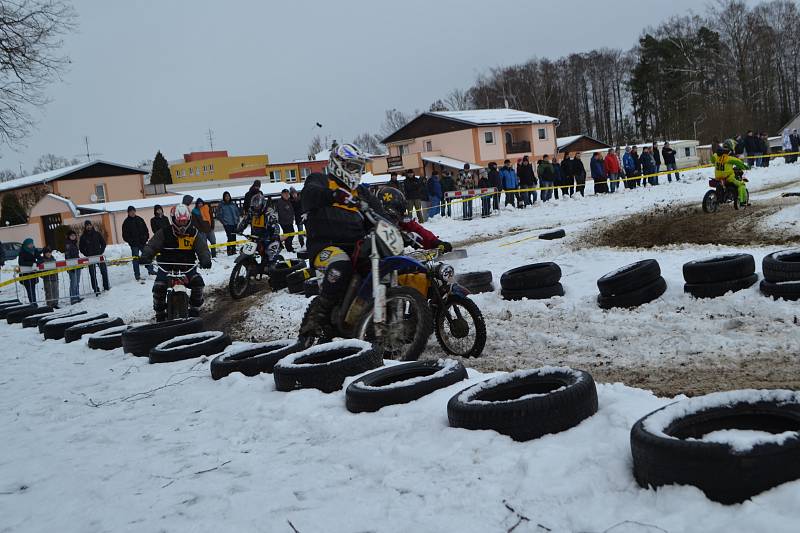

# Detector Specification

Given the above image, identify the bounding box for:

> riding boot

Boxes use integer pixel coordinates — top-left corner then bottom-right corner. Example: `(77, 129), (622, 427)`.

(299, 295), (336, 337)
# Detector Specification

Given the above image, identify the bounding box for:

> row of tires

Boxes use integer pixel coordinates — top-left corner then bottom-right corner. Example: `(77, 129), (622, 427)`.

(453, 248), (800, 308)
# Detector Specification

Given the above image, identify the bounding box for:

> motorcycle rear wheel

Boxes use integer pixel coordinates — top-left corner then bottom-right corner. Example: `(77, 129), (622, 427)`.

(702, 190), (719, 213)
(167, 291), (189, 320)
(434, 295), (486, 358)
(356, 286), (433, 361)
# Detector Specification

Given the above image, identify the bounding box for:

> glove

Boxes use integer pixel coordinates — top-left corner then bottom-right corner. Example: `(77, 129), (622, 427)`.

(436, 240), (453, 253)
(332, 188), (354, 206)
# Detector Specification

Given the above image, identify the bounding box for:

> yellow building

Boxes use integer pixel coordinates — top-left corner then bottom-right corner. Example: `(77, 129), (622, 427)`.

(170, 150), (269, 183)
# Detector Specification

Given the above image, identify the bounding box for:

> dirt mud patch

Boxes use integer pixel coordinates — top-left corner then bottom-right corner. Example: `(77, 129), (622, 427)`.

(587, 196), (800, 249)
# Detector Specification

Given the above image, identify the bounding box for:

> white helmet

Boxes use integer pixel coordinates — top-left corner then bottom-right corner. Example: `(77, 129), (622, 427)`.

(327, 142), (370, 190)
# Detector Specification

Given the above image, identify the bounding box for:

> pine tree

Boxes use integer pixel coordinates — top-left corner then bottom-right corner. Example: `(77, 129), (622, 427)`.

(150, 151), (172, 184)
(0, 193), (28, 226)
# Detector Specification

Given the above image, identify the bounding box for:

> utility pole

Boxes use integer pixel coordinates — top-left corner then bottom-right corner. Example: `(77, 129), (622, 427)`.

(79, 136), (101, 162)
(207, 129), (215, 151)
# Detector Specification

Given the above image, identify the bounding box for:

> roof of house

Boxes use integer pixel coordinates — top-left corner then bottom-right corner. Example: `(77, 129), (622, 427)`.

(556, 134), (612, 151)
(421, 155), (484, 170)
(382, 108), (559, 144)
(0, 160), (146, 194)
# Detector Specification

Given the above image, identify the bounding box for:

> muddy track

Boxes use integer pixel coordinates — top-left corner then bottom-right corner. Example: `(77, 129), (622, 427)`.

(587, 196), (800, 249)
(202, 283), (273, 339)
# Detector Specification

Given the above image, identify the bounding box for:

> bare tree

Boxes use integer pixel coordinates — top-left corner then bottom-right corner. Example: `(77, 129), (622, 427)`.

(0, 0), (77, 146)
(307, 134), (324, 159)
(378, 108), (411, 139)
(32, 153), (73, 173)
(352, 132), (384, 155)
(0, 168), (16, 181)
(444, 88), (472, 111)
(428, 99), (448, 112)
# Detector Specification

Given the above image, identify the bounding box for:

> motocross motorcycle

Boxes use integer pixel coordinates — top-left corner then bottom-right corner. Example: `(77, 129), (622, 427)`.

(702, 169), (749, 213)
(228, 234), (284, 299)
(299, 203), (437, 361)
(407, 248), (486, 358)
(154, 260), (198, 320)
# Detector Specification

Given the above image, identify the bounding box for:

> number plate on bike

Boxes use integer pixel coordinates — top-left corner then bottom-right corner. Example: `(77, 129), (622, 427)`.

(242, 241), (257, 255)
(376, 220), (404, 256)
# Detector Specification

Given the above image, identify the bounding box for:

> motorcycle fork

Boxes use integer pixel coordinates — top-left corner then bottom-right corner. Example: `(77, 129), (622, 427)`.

(371, 233), (386, 325)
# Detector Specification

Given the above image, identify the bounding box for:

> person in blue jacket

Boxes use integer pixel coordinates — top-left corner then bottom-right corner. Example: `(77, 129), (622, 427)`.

(426, 171), (443, 218)
(590, 152), (608, 194)
(499, 159), (518, 207)
(622, 147), (636, 189)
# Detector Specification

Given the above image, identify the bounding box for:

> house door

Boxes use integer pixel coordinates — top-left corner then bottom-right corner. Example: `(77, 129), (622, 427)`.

(41, 213), (62, 249)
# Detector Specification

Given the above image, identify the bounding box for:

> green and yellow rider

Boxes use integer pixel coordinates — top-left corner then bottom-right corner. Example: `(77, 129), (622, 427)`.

(710, 139), (749, 206)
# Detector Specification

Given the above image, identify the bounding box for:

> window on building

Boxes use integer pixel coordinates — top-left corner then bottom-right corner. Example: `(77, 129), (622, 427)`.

(399, 144), (407, 156)
(189, 167), (193, 176)
(203, 165), (207, 174)
(175, 170), (181, 179)
(210, 163), (214, 173)
(424, 140), (433, 152)
(484, 131), (495, 144)
(196, 167), (200, 176)
(538, 128), (546, 140)
(269, 170), (281, 183)
(287, 169), (297, 183)
(94, 184), (106, 203)
(684, 147), (692, 157)
(301, 167), (311, 179)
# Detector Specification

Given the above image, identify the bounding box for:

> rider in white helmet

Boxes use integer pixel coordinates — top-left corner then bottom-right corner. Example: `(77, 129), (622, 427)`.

(298, 141), (387, 337)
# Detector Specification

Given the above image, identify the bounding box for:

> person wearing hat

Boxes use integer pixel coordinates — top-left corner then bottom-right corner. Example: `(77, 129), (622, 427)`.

(79, 220), (110, 295)
(122, 205), (152, 281)
(192, 198), (216, 258)
(64, 229), (82, 304)
(276, 188), (296, 252)
(216, 192), (241, 256)
(288, 187), (304, 248)
(17, 238), (42, 303)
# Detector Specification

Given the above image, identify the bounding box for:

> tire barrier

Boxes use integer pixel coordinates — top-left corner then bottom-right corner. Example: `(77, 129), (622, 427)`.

(760, 249), (800, 301)
(6, 305), (52, 324)
(501, 262), (564, 301)
(210, 340), (301, 380)
(149, 331), (231, 364)
(597, 260), (666, 309)
(447, 367), (598, 442)
(87, 324), (135, 350)
(683, 254), (758, 299)
(38, 310), (87, 333)
(42, 313), (109, 341)
(64, 317), (125, 343)
(122, 318), (204, 357)
(631, 389), (800, 504)
(455, 270), (494, 294)
(538, 228), (566, 240)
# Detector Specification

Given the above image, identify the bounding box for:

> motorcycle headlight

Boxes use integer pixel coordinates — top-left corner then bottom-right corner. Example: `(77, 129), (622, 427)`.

(436, 262), (455, 283)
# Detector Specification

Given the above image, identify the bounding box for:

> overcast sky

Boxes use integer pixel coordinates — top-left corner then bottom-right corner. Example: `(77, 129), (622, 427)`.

(1, 0), (730, 172)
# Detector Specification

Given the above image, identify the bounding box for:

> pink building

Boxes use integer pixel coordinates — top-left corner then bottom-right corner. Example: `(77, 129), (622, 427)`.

(372, 109), (560, 175)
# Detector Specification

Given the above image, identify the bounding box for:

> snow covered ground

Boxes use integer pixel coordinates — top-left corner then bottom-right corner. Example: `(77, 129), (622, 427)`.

(2, 160), (800, 532)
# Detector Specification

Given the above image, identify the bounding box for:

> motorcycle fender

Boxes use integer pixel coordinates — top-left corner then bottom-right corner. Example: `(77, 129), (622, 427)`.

(172, 284), (188, 294)
(234, 254), (257, 267)
(450, 283), (470, 297)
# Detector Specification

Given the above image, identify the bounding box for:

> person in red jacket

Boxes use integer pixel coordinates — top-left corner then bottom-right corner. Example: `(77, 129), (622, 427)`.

(378, 187), (452, 252)
(603, 148), (622, 193)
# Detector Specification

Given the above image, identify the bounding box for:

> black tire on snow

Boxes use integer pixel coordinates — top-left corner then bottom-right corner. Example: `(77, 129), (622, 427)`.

(538, 229), (566, 240)
(122, 318), (204, 357)
(42, 313), (109, 340)
(0, 300), (22, 312)
(630, 390), (800, 504)
(500, 262), (562, 290)
(501, 283), (565, 301)
(684, 274), (759, 299)
(434, 295), (487, 358)
(759, 279), (800, 301)
(597, 259), (661, 297)
(64, 317), (125, 343)
(455, 271), (493, 288)
(210, 340), (302, 380)
(7, 305), (52, 324)
(682, 254), (755, 284)
(149, 331), (231, 364)
(0, 298), (20, 306)
(22, 310), (57, 328)
(0, 303), (35, 319)
(346, 360), (468, 413)
(597, 276), (667, 309)
(38, 310), (88, 333)
(87, 325), (133, 350)
(762, 250), (800, 283)
(273, 340), (383, 393)
(447, 367), (598, 441)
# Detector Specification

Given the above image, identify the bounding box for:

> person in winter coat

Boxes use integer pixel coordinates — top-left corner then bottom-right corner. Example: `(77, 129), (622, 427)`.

(402, 169), (427, 222)
(743, 130), (761, 165)
(387, 172), (404, 194)
(39, 247), (59, 308)
(0, 239), (5, 269)
(560, 152), (581, 197)
(759, 132), (770, 167)
(574, 153), (587, 196)
(79, 220), (110, 295)
(64, 229), (82, 304)
(499, 160), (518, 207)
(622, 146), (635, 189)
(122, 206), (152, 281)
(603, 148), (621, 193)
(242, 180), (261, 217)
(440, 171), (456, 216)
(652, 141), (662, 173)
(487, 162), (502, 210)
(782, 129), (793, 163)
(18, 238), (41, 303)
(516, 155), (537, 206)
(276, 189), (297, 252)
(661, 142), (679, 182)
(552, 155), (563, 199)
(216, 192), (241, 256)
(477, 171), (491, 217)
(150, 205), (171, 236)
(590, 152), (607, 194)
(458, 164), (475, 220)
(791, 130), (800, 163)
(426, 171), (443, 218)
(289, 188), (304, 247)
(641, 147), (657, 185)
(632, 147), (643, 187)
(537, 156), (555, 202)
(192, 198), (216, 258)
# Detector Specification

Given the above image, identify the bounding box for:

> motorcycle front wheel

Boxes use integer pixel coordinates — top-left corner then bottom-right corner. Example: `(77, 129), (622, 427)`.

(229, 259), (254, 299)
(702, 190), (718, 213)
(356, 286), (433, 361)
(434, 295), (486, 358)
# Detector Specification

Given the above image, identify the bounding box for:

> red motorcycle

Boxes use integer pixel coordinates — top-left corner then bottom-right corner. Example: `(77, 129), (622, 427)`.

(702, 170), (749, 213)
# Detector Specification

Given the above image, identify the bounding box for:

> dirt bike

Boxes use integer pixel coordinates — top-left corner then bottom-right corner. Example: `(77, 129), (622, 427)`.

(228, 235), (284, 299)
(702, 170), (750, 213)
(154, 261), (198, 320)
(407, 248), (486, 358)
(299, 204), (435, 361)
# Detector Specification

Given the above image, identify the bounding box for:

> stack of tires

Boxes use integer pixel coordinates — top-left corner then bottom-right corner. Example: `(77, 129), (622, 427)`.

(269, 259), (306, 291)
(500, 262), (564, 301)
(454, 271), (494, 294)
(41, 313), (111, 340)
(597, 259), (666, 309)
(6, 305), (52, 324)
(683, 253), (758, 298)
(760, 249), (800, 301)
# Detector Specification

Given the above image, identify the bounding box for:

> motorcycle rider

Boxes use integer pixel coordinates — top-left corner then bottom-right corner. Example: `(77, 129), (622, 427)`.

(711, 139), (750, 206)
(298, 142), (386, 337)
(139, 204), (212, 321)
(236, 192), (283, 271)
(378, 187), (453, 252)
